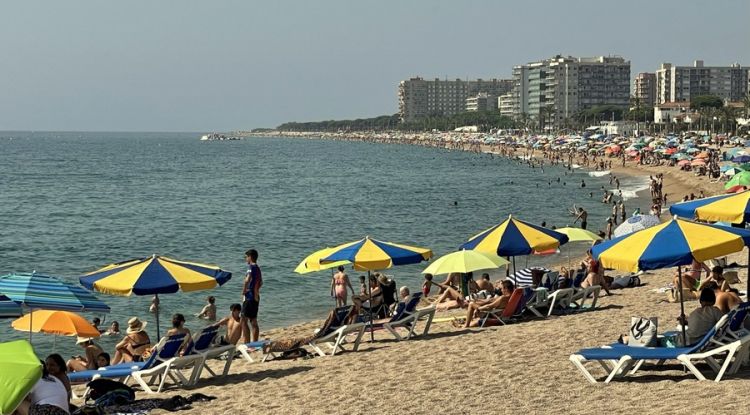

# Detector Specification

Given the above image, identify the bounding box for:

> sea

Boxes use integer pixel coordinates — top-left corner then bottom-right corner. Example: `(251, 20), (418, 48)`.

(0, 131), (650, 357)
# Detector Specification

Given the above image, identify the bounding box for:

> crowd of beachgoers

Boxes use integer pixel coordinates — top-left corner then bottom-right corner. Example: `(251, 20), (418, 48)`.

(13, 128), (750, 415)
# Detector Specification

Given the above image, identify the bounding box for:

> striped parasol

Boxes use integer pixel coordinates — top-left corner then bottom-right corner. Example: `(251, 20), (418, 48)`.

(0, 273), (110, 313)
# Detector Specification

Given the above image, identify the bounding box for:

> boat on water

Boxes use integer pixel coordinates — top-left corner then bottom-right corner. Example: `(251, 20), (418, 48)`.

(200, 133), (243, 141)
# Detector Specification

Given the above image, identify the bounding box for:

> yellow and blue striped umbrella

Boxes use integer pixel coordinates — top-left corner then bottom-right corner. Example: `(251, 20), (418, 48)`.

(320, 236), (432, 271)
(670, 190), (750, 224)
(592, 218), (750, 273)
(459, 215), (569, 256)
(80, 254), (232, 296)
(294, 247), (350, 274)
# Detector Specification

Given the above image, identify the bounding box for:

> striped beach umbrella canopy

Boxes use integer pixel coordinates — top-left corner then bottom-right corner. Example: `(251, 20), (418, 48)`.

(80, 254), (232, 296)
(294, 246), (350, 275)
(0, 273), (110, 313)
(510, 267), (552, 288)
(320, 236), (432, 271)
(0, 295), (22, 318)
(592, 218), (750, 273)
(80, 254), (231, 338)
(670, 190), (750, 224)
(0, 340), (42, 415)
(459, 215), (569, 256)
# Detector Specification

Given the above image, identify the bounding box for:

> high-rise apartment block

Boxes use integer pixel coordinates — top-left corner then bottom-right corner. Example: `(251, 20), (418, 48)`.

(465, 93), (498, 112)
(655, 60), (749, 104)
(634, 72), (657, 107)
(511, 55), (630, 127)
(398, 77), (512, 122)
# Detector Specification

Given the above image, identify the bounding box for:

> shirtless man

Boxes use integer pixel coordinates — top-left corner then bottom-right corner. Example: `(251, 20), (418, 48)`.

(573, 207), (588, 230)
(438, 273), (461, 294)
(476, 273), (494, 292)
(704, 282), (742, 314)
(213, 303), (244, 345)
(698, 266), (732, 293)
(462, 280), (514, 328)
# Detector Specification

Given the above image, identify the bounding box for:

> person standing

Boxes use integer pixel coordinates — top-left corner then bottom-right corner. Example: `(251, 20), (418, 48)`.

(573, 207), (588, 230)
(242, 249), (262, 343)
(330, 265), (354, 307)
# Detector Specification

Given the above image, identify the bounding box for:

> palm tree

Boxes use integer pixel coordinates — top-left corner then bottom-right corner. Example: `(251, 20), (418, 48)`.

(744, 93), (750, 118)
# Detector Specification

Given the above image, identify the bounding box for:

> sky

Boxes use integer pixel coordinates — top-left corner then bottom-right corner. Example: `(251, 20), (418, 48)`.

(0, 0), (748, 132)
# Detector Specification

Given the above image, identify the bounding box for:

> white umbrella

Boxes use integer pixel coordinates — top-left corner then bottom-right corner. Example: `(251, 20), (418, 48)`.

(613, 215), (662, 238)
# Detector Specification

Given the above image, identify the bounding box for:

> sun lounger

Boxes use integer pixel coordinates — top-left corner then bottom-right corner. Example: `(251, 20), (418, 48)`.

(570, 285), (601, 310)
(525, 287), (575, 317)
(69, 333), (192, 394)
(368, 293), (435, 340)
(308, 306), (366, 356)
(477, 288), (526, 327)
(569, 313), (748, 383)
(185, 325), (238, 383)
(236, 340), (274, 363)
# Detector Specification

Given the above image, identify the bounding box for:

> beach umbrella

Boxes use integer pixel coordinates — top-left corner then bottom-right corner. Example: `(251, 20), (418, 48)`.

(613, 215), (661, 238)
(320, 236), (432, 271)
(0, 340), (42, 415)
(677, 159), (691, 167)
(690, 159), (706, 166)
(725, 171), (750, 190)
(0, 272), (110, 341)
(421, 250), (509, 275)
(670, 191), (750, 294)
(294, 247), (350, 275)
(0, 273), (110, 313)
(12, 310), (100, 349)
(554, 227), (604, 268)
(459, 214), (568, 274)
(0, 295), (22, 318)
(733, 155), (750, 163)
(510, 267), (551, 288)
(80, 254), (232, 338)
(320, 236), (432, 340)
(593, 218), (750, 343)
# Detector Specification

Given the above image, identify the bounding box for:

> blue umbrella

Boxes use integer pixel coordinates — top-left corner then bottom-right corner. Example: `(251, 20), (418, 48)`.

(732, 155), (750, 163)
(0, 295), (22, 318)
(0, 273), (109, 313)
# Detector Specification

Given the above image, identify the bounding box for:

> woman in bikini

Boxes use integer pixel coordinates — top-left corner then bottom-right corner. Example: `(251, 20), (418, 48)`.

(673, 259), (710, 292)
(330, 266), (354, 307)
(112, 317), (151, 365)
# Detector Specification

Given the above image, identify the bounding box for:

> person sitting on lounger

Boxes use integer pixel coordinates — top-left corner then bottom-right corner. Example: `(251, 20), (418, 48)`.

(476, 273), (494, 292)
(262, 306), (357, 355)
(165, 313), (192, 354)
(213, 303), (244, 345)
(399, 286), (410, 302)
(581, 249), (611, 296)
(437, 272), (461, 294)
(673, 259), (710, 291)
(352, 274), (384, 317)
(461, 280), (515, 328)
(112, 317), (151, 364)
(66, 337), (104, 372)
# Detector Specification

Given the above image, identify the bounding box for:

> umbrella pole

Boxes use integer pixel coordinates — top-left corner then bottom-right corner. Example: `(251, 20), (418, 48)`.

(29, 308), (33, 343)
(677, 267), (687, 346)
(746, 249), (749, 300)
(367, 271), (374, 342)
(155, 294), (161, 340)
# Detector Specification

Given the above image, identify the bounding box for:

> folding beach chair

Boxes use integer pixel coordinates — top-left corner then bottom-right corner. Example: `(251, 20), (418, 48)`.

(308, 306), (366, 356)
(478, 288), (526, 327)
(368, 293), (435, 340)
(525, 287), (575, 317)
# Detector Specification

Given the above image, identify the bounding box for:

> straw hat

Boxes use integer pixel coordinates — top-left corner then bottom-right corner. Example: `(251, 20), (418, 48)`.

(76, 337), (93, 345)
(126, 317), (147, 334)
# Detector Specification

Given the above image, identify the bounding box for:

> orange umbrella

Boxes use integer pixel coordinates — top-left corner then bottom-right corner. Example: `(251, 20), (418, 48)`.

(12, 310), (100, 338)
(696, 152), (710, 159)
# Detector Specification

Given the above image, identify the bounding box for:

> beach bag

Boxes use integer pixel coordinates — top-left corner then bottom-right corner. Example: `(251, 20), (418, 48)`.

(628, 317), (658, 347)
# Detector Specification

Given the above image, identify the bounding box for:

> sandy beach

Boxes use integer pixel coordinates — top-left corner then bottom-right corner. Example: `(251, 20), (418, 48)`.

(96, 133), (750, 415)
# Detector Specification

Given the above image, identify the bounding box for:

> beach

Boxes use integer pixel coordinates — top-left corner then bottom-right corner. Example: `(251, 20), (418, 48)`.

(87, 131), (750, 415)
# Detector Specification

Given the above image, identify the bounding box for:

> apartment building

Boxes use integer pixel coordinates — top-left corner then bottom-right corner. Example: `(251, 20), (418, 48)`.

(465, 93), (498, 112)
(655, 60), (749, 104)
(634, 72), (657, 107)
(511, 55), (630, 128)
(498, 93), (515, 117)
(398, 77), (512, 122)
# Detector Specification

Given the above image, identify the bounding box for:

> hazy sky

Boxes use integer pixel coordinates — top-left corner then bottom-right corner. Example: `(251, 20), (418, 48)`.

(1, 0), (748, 132)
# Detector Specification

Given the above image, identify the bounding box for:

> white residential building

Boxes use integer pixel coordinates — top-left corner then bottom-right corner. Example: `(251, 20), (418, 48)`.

(655, 60), (749, 104)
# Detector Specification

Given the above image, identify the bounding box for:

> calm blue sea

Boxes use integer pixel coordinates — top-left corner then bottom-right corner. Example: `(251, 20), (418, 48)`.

(0, 131), (649, 357)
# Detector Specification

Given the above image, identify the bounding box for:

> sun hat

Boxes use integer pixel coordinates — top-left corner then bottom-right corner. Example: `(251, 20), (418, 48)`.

(76, 337), (92, 345)
(126, 317), (148, 334)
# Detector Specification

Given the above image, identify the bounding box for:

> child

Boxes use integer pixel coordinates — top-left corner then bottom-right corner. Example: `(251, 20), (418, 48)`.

(196, 296), (217, 321)
(422, 273), (434, 297)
